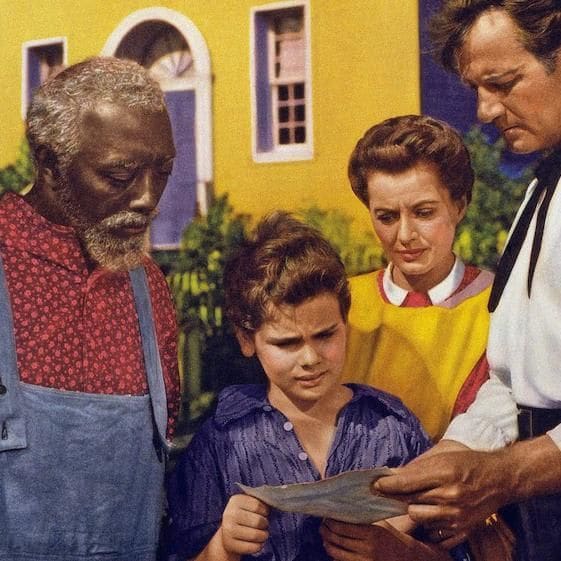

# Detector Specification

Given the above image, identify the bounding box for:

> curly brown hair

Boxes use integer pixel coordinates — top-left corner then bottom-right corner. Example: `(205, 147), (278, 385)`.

(224, 211), (350, 333)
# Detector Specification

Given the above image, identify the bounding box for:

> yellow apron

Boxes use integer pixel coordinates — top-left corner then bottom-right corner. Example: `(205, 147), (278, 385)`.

(343, 271), (492, 440)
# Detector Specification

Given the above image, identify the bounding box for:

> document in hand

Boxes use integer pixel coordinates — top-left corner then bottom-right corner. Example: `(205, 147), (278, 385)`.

(238, 467), (407, 524)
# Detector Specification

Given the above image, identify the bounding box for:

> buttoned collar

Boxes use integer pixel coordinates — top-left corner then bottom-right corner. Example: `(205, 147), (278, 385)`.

(213, 383), (408, 428)
(383, 256), (465, 306)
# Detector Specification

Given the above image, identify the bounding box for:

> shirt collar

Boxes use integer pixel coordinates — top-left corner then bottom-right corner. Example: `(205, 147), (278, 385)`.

(214, 383), (409, 427)
(535, 149), (561, 186)
(0, 192), (88, 275)
(214, 384), (269, 427)
(382, 256), (465, 305)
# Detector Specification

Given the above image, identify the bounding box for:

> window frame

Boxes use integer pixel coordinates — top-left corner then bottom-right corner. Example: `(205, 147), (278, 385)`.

(250, 0), (313, 163)
(21, 37), (67, 119)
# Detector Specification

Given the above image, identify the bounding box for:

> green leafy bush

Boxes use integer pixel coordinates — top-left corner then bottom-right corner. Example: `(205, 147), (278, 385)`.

(0, 141), (33, 195)
(297, 206), (385, 275)
(455, 127), (531, 269)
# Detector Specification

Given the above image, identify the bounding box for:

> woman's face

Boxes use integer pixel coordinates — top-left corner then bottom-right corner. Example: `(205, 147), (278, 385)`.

(367, 161), (466, 292)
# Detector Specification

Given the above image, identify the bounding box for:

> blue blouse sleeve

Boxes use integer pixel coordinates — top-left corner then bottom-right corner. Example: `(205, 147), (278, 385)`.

(165, 421), (227, 559)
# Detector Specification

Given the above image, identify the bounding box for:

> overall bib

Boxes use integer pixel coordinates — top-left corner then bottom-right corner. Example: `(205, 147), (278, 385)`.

(0, 257), (170, 561)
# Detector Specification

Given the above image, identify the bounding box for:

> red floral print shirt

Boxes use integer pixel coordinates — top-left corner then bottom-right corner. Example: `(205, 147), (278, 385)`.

(0, 193), (180, 436)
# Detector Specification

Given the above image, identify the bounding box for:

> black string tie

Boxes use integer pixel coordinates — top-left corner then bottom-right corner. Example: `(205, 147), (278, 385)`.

(488, 151), (561, 312)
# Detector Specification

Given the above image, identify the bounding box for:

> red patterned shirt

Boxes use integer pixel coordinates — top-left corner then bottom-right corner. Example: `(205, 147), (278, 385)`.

(0, 193), (180, 437)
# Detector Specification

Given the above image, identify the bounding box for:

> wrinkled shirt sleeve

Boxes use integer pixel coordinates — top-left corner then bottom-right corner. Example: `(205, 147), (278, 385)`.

(166, 423), (225, 559)
(443, 373), (519, 451)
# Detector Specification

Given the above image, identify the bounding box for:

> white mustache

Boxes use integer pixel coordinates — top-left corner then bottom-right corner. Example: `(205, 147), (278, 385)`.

(101, 209), (159, 230)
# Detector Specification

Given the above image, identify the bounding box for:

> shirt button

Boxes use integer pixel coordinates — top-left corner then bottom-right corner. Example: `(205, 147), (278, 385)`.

(263, 405), (272, 412)
(298, 452), (308, 461)
(283, 421), (293, 431)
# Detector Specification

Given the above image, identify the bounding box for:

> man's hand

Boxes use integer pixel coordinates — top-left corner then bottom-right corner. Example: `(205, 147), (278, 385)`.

(320, 519), (451, 561)
(220, 494), (270, 556)
(373, 441), (509, 546)
(373, 436), (561, 547)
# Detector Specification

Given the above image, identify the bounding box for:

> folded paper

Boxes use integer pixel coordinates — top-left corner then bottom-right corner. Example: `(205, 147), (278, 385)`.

(238, 467), (407, 524)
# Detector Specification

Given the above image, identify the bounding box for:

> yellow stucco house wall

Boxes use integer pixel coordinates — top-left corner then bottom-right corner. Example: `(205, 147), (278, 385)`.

(0, 0), (420, 237)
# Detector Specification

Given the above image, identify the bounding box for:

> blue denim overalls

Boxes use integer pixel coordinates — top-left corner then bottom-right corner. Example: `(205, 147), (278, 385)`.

(0, 255), (170, 561)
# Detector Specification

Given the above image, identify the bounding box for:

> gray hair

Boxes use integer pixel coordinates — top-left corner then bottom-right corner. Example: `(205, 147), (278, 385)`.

(26, 56), (167, 173)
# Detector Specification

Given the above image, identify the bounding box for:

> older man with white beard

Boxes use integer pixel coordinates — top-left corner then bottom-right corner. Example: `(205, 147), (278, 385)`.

(0, 57), (180, 561)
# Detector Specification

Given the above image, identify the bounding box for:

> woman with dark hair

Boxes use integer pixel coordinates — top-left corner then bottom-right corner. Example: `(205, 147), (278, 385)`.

(343, 114), (493, 441)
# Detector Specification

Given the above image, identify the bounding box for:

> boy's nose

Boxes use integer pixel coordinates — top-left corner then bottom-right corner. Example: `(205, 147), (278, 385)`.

(300, 344), (320, 368)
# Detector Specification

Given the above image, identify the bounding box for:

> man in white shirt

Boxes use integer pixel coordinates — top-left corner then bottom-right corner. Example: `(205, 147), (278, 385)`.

(375, 2), (561, 560)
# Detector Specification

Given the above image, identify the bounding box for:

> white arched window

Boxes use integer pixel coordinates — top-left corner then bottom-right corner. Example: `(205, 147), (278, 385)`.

(103, 8), (213, 249)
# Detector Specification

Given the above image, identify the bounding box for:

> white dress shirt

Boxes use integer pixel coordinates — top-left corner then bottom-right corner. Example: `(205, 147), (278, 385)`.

(445, 176), (561, 450)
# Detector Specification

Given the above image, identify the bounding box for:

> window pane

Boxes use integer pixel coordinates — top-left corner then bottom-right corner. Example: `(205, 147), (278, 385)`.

(279, 106), (290, 123)
(276, 36), (305, 80)
(295, 104), (305, 121)
(294, 83), (305, 99)
(279, 128), (290, 144)
(274, 13), (302, 34)
(278, 85), (289, 101)
(295, 126), (306, 143)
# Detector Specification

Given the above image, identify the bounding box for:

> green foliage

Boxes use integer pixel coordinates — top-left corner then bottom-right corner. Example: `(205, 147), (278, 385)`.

(164, 195), (261, 434)
(455, 127), (531, 269)
(297, 206), (384, 275)
(0, 140), (33, 195)
(168, 194), (249, 337)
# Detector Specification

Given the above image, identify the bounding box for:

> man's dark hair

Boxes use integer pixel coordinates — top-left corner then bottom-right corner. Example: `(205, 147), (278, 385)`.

(430, 0), (561, 73)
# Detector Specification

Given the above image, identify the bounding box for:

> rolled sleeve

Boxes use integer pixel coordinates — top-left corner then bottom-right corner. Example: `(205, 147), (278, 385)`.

(443, 374), (519, 451)
(166, 424), (225, 559)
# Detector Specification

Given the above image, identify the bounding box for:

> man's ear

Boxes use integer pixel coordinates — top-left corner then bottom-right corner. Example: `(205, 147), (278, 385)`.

(35, 146), (62, 190)
(235, 328), (256, 357)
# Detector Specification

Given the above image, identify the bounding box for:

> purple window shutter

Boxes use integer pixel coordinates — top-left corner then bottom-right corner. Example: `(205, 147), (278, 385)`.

(27, 50), (44, 107)
(419, 0), (477, 134)
(151, 90), (197, 248)
(255, 13), (273, 152)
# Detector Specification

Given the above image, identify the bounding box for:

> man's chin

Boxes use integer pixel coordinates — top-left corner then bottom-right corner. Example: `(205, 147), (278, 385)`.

(83, 230), (150, 272)
(94, 249), (148, 272)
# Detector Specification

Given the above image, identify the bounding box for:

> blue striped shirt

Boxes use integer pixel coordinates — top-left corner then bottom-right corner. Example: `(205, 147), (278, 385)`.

(166, 383), (430, 560)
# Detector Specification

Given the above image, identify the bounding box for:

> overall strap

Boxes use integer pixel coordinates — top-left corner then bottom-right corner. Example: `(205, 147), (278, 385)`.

(0, 253), (27, 451)
(129, 266), (170, 454)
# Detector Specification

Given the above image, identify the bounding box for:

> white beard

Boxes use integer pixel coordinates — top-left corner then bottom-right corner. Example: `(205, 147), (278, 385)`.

(55, 177), (155, 271)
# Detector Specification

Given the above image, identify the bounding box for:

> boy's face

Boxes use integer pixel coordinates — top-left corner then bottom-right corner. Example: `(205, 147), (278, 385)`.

(237, 293), (347, 407)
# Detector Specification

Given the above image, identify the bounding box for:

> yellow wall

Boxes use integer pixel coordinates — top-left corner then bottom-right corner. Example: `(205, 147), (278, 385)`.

(0, 0), (420, 235)
(1, 0), (190, 166)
